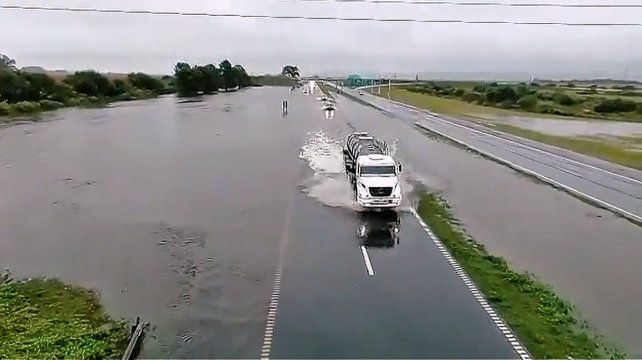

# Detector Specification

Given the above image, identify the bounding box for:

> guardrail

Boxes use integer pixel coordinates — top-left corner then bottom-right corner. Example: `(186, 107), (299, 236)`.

(122, 318), (148, 360)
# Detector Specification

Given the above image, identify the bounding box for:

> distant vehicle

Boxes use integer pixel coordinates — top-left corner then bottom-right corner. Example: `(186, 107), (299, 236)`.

(343, 132), (402, 209)
(320, 95), (328, 101)
(358, 90), (365, 95)
(322, 102), (335, 111)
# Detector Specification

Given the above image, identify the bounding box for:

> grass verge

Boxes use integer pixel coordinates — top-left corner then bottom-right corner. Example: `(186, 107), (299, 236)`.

(0, 275), (129, 359)
(381, 88), (642, 169)
(386, 87), (642, 122)
(251, 75), (297, 86)
(491, 124), (642, 170)
(385, 87), (534, 118)
(416, 192), (624, 359)
(0, 92), (159, 124)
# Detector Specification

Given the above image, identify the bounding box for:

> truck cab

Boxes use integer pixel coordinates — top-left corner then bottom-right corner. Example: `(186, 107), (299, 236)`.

(344, 132), (403, 209)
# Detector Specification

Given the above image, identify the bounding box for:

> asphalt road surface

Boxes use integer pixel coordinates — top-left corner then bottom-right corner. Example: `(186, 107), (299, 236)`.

(271, 203), (517, 359)
(4, 83), (642, 357)
(0, 88), (520, 358)
(346, 88), (642, 224)
(325, 85), (642, 356)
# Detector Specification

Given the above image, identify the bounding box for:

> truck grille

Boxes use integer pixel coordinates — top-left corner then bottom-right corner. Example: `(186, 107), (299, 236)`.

(369, 187), (393, 197)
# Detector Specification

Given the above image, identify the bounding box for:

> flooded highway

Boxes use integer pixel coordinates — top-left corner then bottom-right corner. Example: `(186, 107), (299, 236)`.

(355, 89), (642, 223)
(0, 88), (319, 357)
(0, 87), (518, 358)
(272, 203), (515, 358)
(330, 90), (642, 356)
(2, 84), (641, 357)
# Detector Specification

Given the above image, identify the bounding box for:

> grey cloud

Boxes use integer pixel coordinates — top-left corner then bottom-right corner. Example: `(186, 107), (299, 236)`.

(1, 0), (641, 79)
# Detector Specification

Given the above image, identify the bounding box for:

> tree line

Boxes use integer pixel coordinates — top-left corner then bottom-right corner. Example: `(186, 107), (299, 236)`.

(1, 53), (257, 116)
(173, 60), (251, 96)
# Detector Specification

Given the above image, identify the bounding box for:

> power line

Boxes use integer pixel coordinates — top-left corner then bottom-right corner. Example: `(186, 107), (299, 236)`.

(286, 0), (642, 8)
(1, 4), (641, 26)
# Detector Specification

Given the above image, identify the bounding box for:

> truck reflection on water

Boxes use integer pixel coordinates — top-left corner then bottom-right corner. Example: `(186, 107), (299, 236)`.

(356, 210), (400, 248)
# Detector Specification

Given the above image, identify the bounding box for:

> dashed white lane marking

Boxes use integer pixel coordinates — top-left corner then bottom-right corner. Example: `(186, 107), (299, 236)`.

(409, 208), (531, 360)
(261, 272), (282, 360)
(360, 245), (375, 276)
(414, 122), (642, 224)
(259, 191), (296, 359)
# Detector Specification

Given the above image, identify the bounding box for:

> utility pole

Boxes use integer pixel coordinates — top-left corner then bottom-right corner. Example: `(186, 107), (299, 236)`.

(387, 78), (391, 99)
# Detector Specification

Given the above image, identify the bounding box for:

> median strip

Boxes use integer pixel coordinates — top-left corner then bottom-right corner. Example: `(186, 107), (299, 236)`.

(414, 192), (624, 359)
(333, 86), (642, 224)
(414, 121), (642, 225)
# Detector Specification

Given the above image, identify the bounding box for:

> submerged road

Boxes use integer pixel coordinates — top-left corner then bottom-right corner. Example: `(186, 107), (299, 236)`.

(340, 87), (642, 224)
(326, 86), (642, 355)
(2, 84), (642, 356)
(0, 87), (521, 358)
(270, 196), (520, 359)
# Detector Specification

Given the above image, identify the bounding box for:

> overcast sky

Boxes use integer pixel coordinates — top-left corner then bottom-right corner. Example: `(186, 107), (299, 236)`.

(1, 0), (641, 80)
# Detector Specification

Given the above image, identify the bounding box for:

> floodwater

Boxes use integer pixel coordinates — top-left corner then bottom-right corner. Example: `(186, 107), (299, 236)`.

(2, 86), (642, 357)
(0, 88), (324, 358)
(0, 87), (517, 358)
(489, 115), (642, 138)
(328, 96), (642, 356)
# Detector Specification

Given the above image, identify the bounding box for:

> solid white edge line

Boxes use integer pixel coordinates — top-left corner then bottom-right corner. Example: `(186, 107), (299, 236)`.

(409, 208), (532, 360)
(434, 113), (642, 185)
(414, 121), (642, 223)
(385, 95), (642, 185)
(360, 245), (375, 276)
(334, 88), (641, 222)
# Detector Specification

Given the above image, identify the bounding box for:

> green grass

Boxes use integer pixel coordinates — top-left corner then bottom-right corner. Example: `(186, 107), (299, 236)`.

(251, 75), (297, 86)
(386, 87), (642, 122)
(491, 124), (642, 170)
(0, 92), (160, 124)
(382, 88), (642, 169)
(386, 88), (539, 119)
(416, 193), (624, 359)
(0, 277), (129, 359)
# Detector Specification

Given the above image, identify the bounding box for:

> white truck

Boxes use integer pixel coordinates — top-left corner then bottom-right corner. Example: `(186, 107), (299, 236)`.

(343, 132), (403, 209)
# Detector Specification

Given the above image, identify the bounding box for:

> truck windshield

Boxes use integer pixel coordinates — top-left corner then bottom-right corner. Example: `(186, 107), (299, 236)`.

(361, 165), (396, 176)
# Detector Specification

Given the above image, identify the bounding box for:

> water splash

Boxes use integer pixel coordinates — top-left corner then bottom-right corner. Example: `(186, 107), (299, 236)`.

(298, 130), (345, 175)
(299, 131), (359, 209)
(390, 138), (399, 157)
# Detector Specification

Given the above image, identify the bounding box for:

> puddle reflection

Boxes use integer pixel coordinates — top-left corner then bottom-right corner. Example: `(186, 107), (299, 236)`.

(356, 210), (400, 248)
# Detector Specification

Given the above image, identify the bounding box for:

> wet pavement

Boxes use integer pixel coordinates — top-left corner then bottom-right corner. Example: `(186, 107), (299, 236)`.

(272, 202), (515, 358)
(3, 83), (642, 357)
(0, 89), (321, 357)
(330, 89), (642, 356)
(0, 87), (518, 358)
(352, 89), (642, 223)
